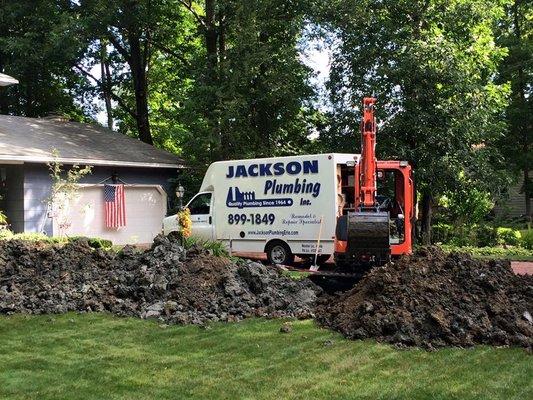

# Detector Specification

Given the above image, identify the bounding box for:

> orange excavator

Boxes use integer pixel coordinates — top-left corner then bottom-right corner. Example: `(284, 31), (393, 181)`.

(333, 97), (414, 269)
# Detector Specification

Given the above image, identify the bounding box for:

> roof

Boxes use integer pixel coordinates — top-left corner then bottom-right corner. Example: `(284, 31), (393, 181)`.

(0, 115), (184, 169)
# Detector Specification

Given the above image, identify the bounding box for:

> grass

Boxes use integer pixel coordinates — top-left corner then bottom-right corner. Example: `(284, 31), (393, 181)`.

(0, 314), (531, 400)
(441, 245), (533, 261)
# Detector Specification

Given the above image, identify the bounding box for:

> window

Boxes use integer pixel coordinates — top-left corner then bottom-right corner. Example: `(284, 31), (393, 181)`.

(188, 193), (211, 215)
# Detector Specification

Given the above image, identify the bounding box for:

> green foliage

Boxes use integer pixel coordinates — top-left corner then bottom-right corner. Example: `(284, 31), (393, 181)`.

(0, 230), (112, 249)
(0, 211), (8, 226)
(67, 236), (113, 250)
(183, 235), (229, 258)
(432, 223), (456, 244)
(495, 0), (532, 208)
(495, 227), (521, 246)
(520, 229), (533, 250)
(176, 0), (316, 167)
(7, 232), (65, 243)
(46, 150), (92, 237)
(475, 224), (498, 247)
(432, 223), (526, 248)
(0, 229), (13, 240)
(442, 244), (533, 260)
(438, 187), (494, 225)
(315, 0), (514, 236)
(0, 0), (91, 117)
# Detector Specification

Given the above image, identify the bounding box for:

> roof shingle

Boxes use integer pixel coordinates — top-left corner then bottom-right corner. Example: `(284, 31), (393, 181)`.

(0, 115), (184, 169)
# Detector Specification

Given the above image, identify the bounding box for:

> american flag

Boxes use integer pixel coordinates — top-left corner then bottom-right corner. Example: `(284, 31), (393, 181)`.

(104, 184), (126, 228)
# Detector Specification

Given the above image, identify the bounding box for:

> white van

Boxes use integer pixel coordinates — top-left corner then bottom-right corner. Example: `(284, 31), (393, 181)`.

(163, 154), (360, 264)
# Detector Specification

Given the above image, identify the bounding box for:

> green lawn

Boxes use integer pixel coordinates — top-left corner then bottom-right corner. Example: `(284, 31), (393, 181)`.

(0, 314), (531, 400)
(440, 245), (533, 261)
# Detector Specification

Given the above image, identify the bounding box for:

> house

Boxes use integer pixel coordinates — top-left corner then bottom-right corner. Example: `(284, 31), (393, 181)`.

(0, 115), (185, 244)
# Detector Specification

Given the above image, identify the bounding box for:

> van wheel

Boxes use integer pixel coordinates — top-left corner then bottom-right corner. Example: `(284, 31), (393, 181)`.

(266, 242), (294, 266)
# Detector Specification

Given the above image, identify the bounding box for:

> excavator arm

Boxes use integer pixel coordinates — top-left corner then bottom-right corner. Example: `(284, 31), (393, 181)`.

(337, 97), (391, 266)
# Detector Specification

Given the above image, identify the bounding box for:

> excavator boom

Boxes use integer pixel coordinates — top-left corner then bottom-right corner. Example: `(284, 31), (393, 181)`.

(360, 97), (377, 209)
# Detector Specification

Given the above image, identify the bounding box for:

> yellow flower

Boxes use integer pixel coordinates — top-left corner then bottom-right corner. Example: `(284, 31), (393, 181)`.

(177, 208), (192, 238)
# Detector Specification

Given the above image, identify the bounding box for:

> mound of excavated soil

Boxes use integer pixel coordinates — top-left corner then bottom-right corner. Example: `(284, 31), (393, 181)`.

(316, 247), (533, 349)
(0, 235), (320, 324)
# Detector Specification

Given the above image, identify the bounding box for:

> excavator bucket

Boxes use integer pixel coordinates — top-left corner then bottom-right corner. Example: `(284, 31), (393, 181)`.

(346, 211), (390, 265)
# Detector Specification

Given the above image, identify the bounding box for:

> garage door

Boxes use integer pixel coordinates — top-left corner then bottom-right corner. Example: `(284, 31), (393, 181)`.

(53, 185), (167, 245)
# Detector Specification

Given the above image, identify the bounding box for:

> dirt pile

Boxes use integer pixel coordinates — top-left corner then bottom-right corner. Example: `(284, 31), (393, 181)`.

(316, 247), (532, 349)
(0, 235), (320, 324)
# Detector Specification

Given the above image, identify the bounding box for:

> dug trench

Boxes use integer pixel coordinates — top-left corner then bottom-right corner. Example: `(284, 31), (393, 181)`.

(0, 237), (531, 350)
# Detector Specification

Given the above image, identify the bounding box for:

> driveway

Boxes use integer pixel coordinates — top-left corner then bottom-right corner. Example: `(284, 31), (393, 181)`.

(511, 261), (533, 275)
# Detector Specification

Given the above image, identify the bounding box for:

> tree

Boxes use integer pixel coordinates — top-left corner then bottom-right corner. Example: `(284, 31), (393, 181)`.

(74, 0), (194, 144)
(47, 150), (92, 237)
(0, 0), (90, 118)
(316, 0), (512, 242)
(178, 0), (315, 165)
(496, 0), (532, 223)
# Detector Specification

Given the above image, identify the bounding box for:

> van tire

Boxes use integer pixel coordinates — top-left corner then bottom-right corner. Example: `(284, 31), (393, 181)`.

(266, 241), (294, 266)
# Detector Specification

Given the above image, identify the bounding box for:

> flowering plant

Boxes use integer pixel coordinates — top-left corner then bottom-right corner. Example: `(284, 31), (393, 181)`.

(177, 208), (192, 238)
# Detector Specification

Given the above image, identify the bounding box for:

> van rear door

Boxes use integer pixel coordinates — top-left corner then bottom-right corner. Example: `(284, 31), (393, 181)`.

(187, 192), (214, 240)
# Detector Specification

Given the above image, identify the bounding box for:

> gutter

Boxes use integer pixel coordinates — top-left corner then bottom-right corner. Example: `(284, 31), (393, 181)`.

(0, 155), (185, 169)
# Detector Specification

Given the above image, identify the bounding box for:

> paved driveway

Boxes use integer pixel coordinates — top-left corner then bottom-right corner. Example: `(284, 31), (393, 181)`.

(512, 261), (533, 275)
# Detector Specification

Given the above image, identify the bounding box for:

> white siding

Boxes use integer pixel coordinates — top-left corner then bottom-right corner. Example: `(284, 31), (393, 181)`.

(53, 185), (167, 245)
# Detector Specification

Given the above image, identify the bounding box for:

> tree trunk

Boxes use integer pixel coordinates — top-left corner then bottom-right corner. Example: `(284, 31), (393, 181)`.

(525, 169), (531, 223)
(128, 31), (153, 145)
(205, 0), (217, 78)
(204, 0), (222, 159)
(100, 41), (113, 129)
(420, 191), (433, 244)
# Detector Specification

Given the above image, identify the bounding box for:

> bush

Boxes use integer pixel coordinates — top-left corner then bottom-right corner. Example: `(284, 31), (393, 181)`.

(431, 222), (528, 248)
(520, 229), (533, 250)
(0, 229), (13, 240)
(495, 227), (521, 246)
(182, 236), (229, 257)
(11, 232), (65, 243)
(68, 236), (113, 250)
(0, 231), (112, 250)
(474, 224), (497, 247)
(432, 223), (454, 244)
(441, 244), (533, 259)
(0, 211), (8, 226)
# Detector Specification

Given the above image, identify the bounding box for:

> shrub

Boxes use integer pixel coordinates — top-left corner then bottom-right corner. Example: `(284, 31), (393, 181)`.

(11, 232), (65, 243)
(520, 229), (533, 250)
(442, 244), (533, 259)
(432, 223), (454, 243)
(0, 211), (8, 226)
(68, 236), (113, 249)
(0, 231), (112, 250)
(495, 227), (521, 246)
(183, 236), (229, 257)
(474, 224), (498, 247)
(0, 229), (13, 240)
(201, 239), (229, 257)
